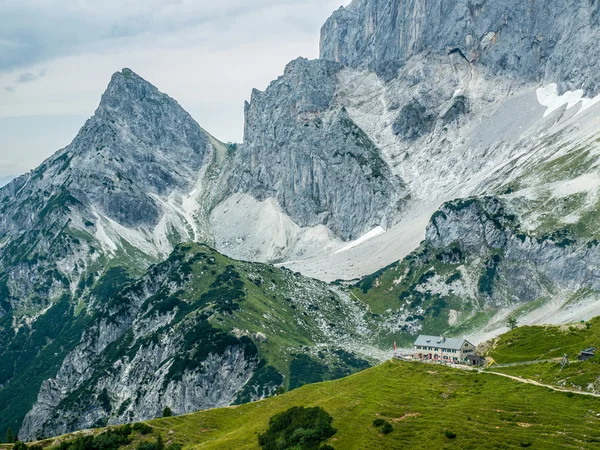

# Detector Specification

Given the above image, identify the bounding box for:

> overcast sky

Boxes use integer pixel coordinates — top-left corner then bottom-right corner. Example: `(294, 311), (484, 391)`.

(0, 0), (348, 178)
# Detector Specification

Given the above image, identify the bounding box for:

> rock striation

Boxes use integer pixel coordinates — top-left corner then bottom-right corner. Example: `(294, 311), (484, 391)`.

(321, 0), (600, 94)
(230, 58), (407, 240)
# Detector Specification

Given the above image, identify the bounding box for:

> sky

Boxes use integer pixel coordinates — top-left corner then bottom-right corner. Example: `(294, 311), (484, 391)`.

(0, 0), (349, 178)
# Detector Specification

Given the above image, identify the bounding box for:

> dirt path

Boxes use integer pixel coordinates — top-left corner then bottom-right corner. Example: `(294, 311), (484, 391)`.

(482, 370), (600, 398)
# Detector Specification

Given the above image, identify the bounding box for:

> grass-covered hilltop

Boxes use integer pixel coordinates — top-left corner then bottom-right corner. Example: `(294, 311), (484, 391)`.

(3, 319), (599, 449)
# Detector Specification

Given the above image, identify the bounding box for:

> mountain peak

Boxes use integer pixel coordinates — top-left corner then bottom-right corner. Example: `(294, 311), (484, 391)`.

(98, 68), (171, 113)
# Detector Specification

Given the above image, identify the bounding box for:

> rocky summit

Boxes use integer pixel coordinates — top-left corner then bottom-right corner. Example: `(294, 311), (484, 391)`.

(3, 0), (600, 441)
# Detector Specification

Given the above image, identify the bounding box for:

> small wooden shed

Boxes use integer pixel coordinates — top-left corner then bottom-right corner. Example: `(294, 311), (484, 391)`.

(578, 348), (596, 361)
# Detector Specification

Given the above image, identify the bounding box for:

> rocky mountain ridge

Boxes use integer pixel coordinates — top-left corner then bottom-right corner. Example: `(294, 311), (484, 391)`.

(19, 244), (379, 440)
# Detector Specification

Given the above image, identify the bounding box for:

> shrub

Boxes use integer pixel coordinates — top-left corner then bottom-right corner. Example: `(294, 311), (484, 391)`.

(54, 428), (132, 450)
(381, 422), (393, 435)
(165, 445), (182, 450)
(258, 406), (337, 450)
(136, 443), (156, 450)
(133, 423), (153, 435)
(445, 430), (457, 439)
(372, 419), (385, 427)
(136, 435), (163, 450)
(6, 428), (16, 444)
(12, 443), (27, 450)
(520, 442), (532, 448)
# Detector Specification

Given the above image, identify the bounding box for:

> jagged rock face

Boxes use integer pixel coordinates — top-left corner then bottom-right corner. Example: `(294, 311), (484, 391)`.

(74, 69), (211, 228)
(0, 69), (213, 309)
(232, 58), (406, 240)
(7, 0), (600, 441)
(354, 196), (600, 345)
(427, 197), (600, 301)
(321, 0), (600, 93)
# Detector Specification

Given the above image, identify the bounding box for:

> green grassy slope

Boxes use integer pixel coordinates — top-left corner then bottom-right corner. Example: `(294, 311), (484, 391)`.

(485, 318), (600, 394)
(486, 318), (600, 363)
(31, 360), (600, 450)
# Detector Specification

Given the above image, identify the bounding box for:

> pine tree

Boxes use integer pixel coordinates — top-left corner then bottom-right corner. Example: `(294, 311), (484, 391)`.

(5, 427), (14, 444)
(507, 316), (519, 330)
(162, 406), (172, 418)
(156, 434), (164, 450)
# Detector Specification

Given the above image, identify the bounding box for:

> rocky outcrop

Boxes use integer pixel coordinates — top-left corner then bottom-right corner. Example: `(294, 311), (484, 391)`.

(427, 197), (600, 304)
(19, 244), (377, 440)
(7, 0), (600, 441)
(321, 0), (600, 94)
(231, 58), (407, 240)
(0, 69), (216, 312)
(18, 247), (261, 440)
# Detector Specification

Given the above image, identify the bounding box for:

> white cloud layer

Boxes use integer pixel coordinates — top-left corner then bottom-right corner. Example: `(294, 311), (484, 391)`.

(0, 0), (348, 176)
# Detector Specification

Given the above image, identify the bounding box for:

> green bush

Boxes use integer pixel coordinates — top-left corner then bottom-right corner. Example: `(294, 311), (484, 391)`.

(6, 428), (16, 444)
(372, 418), (385, 427)
(12, 442), (27, 450)
(133, 423), (153, 435)
(381, 422), (393, 434)
(445, 430), (457, 439)
(258, 406), (337, 450)
(165, 445), (182, 450)
(136, 435), (163, 450)
(55, 427), (132, 450)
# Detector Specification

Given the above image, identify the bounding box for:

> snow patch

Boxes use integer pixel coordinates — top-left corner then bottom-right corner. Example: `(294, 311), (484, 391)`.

(550, 173), (600, 198)
(334, 226), (386, 254)
(536, 83), (600, 118)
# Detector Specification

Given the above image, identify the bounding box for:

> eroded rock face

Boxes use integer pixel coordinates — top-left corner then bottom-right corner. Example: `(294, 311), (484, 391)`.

(231, 58), (407, 240)
(427, 197), (600, 304)
(321, 0), (600, 94)
(18, 250), (261, 440)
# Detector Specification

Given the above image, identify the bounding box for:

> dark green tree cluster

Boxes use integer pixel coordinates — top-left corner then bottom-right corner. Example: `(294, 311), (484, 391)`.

(258, 406), (336, 450)
(132, 423), (153, 435)
(56, 425), (133, 450)
(372, 418), (393, 434)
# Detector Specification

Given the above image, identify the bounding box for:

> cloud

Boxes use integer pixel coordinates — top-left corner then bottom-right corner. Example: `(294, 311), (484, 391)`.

(0, 0), (350, 176)
(17, 70), (45, 83)
(0, 0), (345, 72)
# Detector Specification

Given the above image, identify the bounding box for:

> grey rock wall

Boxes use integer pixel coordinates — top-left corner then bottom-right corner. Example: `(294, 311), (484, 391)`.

(232, 58), (407, 240)
(321, 0), (600, 94)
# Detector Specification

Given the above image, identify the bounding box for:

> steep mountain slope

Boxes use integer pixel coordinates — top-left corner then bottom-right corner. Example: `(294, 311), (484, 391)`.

(24, 356), (600, 449)
(0, 71), (229, 440)
(210, 0), (600, 282)
(18, 244), (381, 440)
(0, 68), (215, 317)
(321, 0), (600, 93)
(352, 196), (600, 345)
